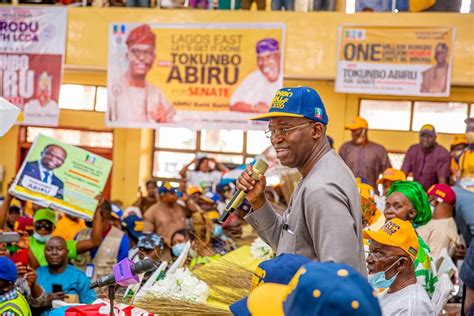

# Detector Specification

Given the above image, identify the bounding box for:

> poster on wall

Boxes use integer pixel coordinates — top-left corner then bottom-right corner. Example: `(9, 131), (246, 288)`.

(335, 26), (455, 97)
(0, 7), (67, 127)
(106, 23), (285, 130)
(9, 134), (112, 220)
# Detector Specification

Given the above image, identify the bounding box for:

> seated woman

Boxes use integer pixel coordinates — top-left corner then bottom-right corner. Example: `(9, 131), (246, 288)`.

(384, 180), (438, 297)
(171, 212), (221, 270)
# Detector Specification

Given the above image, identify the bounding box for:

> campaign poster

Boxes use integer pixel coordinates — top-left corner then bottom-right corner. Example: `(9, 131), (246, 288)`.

(335, 26), (455, 97)
(9, 134), (112, 220)
(107, 23), (285, 130)
(0, 7), (67, 126)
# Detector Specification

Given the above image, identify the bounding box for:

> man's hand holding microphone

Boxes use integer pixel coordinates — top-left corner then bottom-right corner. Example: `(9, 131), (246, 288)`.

(218, 160), (268, 223)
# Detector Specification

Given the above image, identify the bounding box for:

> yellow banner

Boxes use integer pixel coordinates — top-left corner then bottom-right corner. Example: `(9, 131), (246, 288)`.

(336, 26), (455, 97)
(107, 23), (285, 130)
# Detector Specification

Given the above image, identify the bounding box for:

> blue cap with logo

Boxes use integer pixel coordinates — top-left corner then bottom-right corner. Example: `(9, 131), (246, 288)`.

(250, 86), (328, 125)
(231, 262), (381, 316)
(121, 214), (144, 241)
(230, 253), (311, 316)
(158, 181), (177, 195)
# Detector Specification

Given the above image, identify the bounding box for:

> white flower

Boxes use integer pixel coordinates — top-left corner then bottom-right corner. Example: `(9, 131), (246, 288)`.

(148, 268), (209, 303)
(251, 237), (274, 259)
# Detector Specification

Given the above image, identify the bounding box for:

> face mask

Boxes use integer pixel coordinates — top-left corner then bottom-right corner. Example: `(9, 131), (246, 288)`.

(430, 204), (435, 214)
(368, 258), (402, 290)
(172, 243), (186, 257)
(213, 224), (223, 238)
(33, 232), (51, 243)
(189, 248), (198, 258)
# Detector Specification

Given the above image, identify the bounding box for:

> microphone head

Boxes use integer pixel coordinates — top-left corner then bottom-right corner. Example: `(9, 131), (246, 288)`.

(132, 258), (156, 275)
(251, 159), (269, 180)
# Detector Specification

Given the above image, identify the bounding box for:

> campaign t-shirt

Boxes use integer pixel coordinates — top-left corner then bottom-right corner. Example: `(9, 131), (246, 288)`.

(378, 284), (436, 316)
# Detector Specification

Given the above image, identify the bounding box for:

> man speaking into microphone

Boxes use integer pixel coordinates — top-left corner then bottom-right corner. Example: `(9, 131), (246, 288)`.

(237, 86), (366, 274)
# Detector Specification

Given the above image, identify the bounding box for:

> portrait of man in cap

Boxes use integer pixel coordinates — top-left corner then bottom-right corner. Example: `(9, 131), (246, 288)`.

(420, 43), (450, 94)
(230, 38), (282, 113)
(23, 72), (59, 126)
(109, 24), (175, 125)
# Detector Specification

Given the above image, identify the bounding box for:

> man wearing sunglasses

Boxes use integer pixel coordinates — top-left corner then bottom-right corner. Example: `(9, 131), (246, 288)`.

(236, 86), (366, 274)
(28, 208), (102, 269)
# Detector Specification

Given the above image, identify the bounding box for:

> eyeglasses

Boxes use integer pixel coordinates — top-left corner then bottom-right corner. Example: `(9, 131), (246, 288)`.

(130, 48), (154, 59)
(264, 122), (314, 139)
(35, 222), (54, 232)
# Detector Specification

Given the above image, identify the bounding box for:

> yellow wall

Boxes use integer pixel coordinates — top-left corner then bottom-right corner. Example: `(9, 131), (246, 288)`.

(1, 9), (474, 206)
(66, 9), (474, 85)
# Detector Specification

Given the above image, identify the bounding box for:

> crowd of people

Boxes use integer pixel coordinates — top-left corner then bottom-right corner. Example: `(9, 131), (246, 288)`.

(0, 86), (473, 315)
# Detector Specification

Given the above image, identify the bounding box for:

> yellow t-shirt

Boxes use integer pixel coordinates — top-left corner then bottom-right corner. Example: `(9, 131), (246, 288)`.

(455, 149), (474, 191)
(53, 214), (86, 241)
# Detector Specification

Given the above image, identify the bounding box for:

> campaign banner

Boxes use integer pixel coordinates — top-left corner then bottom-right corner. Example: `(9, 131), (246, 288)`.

(107, 23), (285, 130)
(335, 26), (455, 97)
(9, 134), (112, 220)
(0, 7), (67, 126)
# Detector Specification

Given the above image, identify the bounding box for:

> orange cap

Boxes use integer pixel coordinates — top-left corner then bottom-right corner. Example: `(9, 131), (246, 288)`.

(345, 116), (368, 130)
(363, 218), (419, 260)
(186, 185), (202, 196)
(377, 168), (406, 184)
(357, 182), (375, 200)
(420, 124), (436, 135)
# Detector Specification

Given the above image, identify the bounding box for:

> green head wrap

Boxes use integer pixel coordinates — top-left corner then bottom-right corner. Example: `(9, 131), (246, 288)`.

(387, 181), (431, 226)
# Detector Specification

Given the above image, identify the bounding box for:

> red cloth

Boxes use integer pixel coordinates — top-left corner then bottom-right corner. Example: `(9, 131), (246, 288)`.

(427, 183), (456, 205)
(16, 216), (34, 232)
(126, 25), (155, 47)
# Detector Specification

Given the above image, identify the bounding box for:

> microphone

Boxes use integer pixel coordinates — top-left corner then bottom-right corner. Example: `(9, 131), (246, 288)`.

(219, 159), (268, 223)
(89, 258), (156, 289)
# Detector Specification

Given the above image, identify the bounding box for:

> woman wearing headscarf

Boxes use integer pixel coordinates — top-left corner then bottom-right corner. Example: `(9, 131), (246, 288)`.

(384, 181), (438, 297)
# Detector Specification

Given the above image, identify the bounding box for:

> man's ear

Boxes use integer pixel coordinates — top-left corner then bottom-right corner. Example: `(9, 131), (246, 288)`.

(312, 123), (324, 140)
(398, 257), (410, 271)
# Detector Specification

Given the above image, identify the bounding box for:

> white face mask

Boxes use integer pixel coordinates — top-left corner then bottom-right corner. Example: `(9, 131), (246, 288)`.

(33, 232), (51, 243)
(430, 205), (435, 214)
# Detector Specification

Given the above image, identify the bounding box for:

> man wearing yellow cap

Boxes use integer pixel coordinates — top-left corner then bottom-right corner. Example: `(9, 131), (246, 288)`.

(450, 134), (468, 183)
(365, 219), (436, 315)
(402, 124), (451, 191)
(339, 116), (391, 194)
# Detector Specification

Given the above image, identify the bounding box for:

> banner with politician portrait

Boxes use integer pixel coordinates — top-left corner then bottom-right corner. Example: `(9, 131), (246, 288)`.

(335, 26), (455, 97)
(107, 23), (285, 130)
(0, 7), (67, 126)
(9, 134), (112, 220)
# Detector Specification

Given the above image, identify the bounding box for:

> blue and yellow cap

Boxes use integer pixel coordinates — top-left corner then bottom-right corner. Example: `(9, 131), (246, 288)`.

(232, 262), (381, 316)
(159, 181), (177, 195)
(230, 254), (311, 316)
(250, 86), (328, 125)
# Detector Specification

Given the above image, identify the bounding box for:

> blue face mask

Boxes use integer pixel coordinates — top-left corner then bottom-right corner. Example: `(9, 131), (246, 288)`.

(172, 243), (186, 257)
(368, 258), (402, 290)
(213, 224), (223, 238)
